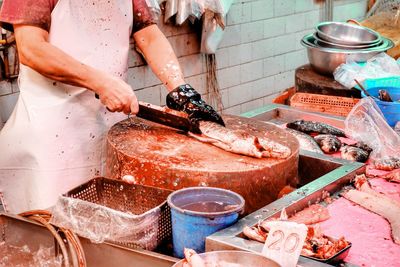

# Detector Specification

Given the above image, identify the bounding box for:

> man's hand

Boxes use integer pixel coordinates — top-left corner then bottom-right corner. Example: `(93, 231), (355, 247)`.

(94, 73), (139, 115)
(166, 84), (225, 131)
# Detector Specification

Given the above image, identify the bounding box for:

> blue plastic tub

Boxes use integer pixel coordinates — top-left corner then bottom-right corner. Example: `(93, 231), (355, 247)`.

(360, 86), (400, 127)
(167, 187), (245, 258)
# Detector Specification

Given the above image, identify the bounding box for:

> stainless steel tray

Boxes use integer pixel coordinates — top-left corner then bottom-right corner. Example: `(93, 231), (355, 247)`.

(206, 105), (365, 267)
(241, 103), (345, 129)
(206, 152), (364, 267)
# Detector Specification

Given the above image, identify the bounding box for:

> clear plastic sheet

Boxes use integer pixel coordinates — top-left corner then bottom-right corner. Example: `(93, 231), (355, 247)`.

(50, 196), (160, 246)
(145, 0), (162, 20)
(334, 53), (400, 88)
(344, 97), (400, 160)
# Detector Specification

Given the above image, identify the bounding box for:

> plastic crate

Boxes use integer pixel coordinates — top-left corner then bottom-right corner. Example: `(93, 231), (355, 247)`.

(289, 92), (360, 117)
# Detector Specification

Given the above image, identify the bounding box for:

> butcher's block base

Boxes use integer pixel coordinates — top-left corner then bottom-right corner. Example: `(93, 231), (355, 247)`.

(105, 115), (299, 213)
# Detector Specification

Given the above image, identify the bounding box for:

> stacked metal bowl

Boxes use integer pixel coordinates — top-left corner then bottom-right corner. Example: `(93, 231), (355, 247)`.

(301, 22), (394, 75)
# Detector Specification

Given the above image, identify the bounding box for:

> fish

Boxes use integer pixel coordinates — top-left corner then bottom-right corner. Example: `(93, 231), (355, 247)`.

(342, 189), (400, 245)
(259, 204), (330, 232)
(374, 157), (400, 171)
(284, 204), (330, 225)
(183, 248), (206, 267)
(383, 169), (400, 183)
(285, 128), (323, 154)
(286, 120), (346, 137)
(314, 134), (342, 154)
(354, 174), (400, 205)
(242, 225), (267, 243)
(352, 141), (373, 155)
(340, 145), (369, 162)
(243, 222), (349, 260)
(189, 121), (291, 159)
(378, 89), (393, 102)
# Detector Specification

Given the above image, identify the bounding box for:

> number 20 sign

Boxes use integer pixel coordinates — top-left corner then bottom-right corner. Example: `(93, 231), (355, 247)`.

(261, 221), (308, 267)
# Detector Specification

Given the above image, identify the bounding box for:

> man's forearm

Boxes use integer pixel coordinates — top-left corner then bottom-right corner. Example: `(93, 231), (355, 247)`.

(15, 25), (102, 92)
(133, 25), (186, 91)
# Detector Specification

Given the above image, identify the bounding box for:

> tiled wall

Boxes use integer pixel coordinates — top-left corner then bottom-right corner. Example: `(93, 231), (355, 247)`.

(0, 0), (368, 125)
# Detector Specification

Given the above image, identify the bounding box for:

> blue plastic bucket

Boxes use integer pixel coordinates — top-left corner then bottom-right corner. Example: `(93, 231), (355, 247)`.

(360, 86), (400, 127)
(167, 187), (245, 258)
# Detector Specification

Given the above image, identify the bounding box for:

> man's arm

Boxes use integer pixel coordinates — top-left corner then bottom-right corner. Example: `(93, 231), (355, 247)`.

(133, 25), (185, 91)
(14, 25), (138, 114)
(133, 25), (225, 128)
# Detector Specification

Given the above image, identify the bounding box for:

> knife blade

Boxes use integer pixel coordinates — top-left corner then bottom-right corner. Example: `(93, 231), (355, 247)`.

(136, 101), (197, 132)
(95, 93), (197, 132)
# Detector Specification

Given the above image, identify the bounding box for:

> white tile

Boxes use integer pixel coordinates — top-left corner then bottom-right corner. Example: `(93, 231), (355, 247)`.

(284, 50), (307, 71)
(295, 0), (320, 13)
(227, 2), (252, 26)
(251, 39), (274, 60)
(285, 13), (306, 33)
(263, 55), (285, 77)
(180, 54), (204, 77)
(127, 66), (145, 89)
(240, 60), (263, 83)
(219, 25), (242, 48)
(274, 0), (296, 17)
(264, 17), (286, 39)
(134, 85), (161, 105)
(216, 65), (241, 89)
(241, 21), (264, 43)
(274, 70), (295, 92)
(240, 98), (264, 113)
(251, 76), (275, 99)
(273, 33), (297, 55)
(252, 0), (274, 21)
(228, 84), (253, 107)
(223, 105), (241, 115)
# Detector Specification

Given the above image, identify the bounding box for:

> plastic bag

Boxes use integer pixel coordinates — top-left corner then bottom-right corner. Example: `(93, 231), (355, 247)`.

(344, 97), (400, 160)
(145, 0), (162, 20)
(49, 196), (160, 248)
(334, 53), (400, 88)
(201, 10), (225, 54)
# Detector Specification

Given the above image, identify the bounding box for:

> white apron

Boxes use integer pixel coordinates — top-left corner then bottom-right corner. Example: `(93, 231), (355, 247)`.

(0, 0), (133, 214)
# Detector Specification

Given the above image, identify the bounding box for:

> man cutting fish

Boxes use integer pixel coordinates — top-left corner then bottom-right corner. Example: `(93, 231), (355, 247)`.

(0, 0), (224, 214)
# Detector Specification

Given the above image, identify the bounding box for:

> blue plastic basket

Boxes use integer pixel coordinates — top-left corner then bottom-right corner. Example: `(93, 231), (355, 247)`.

(358, 77), (400, 127)
(363, 76), (400, 89)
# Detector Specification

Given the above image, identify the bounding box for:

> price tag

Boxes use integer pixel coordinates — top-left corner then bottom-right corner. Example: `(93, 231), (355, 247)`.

(261, 221), (308, 267)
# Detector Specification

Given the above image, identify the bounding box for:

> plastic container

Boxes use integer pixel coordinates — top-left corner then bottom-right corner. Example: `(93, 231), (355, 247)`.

(360, 86), (400, 127)
(167, 187), (245, 258)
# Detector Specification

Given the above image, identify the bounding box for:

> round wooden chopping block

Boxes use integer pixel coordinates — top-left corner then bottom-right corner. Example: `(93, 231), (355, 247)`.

(295, 64), (361, 98)
(105, 115), (299, 213)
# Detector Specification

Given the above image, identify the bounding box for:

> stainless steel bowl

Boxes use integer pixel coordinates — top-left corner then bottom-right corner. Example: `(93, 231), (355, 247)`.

(301, 33), (394, 75)
(313, 33), (382, 50)
(172, 251), (281, 267)
(316, 21), (381, 45)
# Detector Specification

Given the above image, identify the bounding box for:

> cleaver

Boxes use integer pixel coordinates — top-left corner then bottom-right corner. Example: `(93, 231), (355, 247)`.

(136, 101), (197, 133)
(95, 93), (197, 132)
